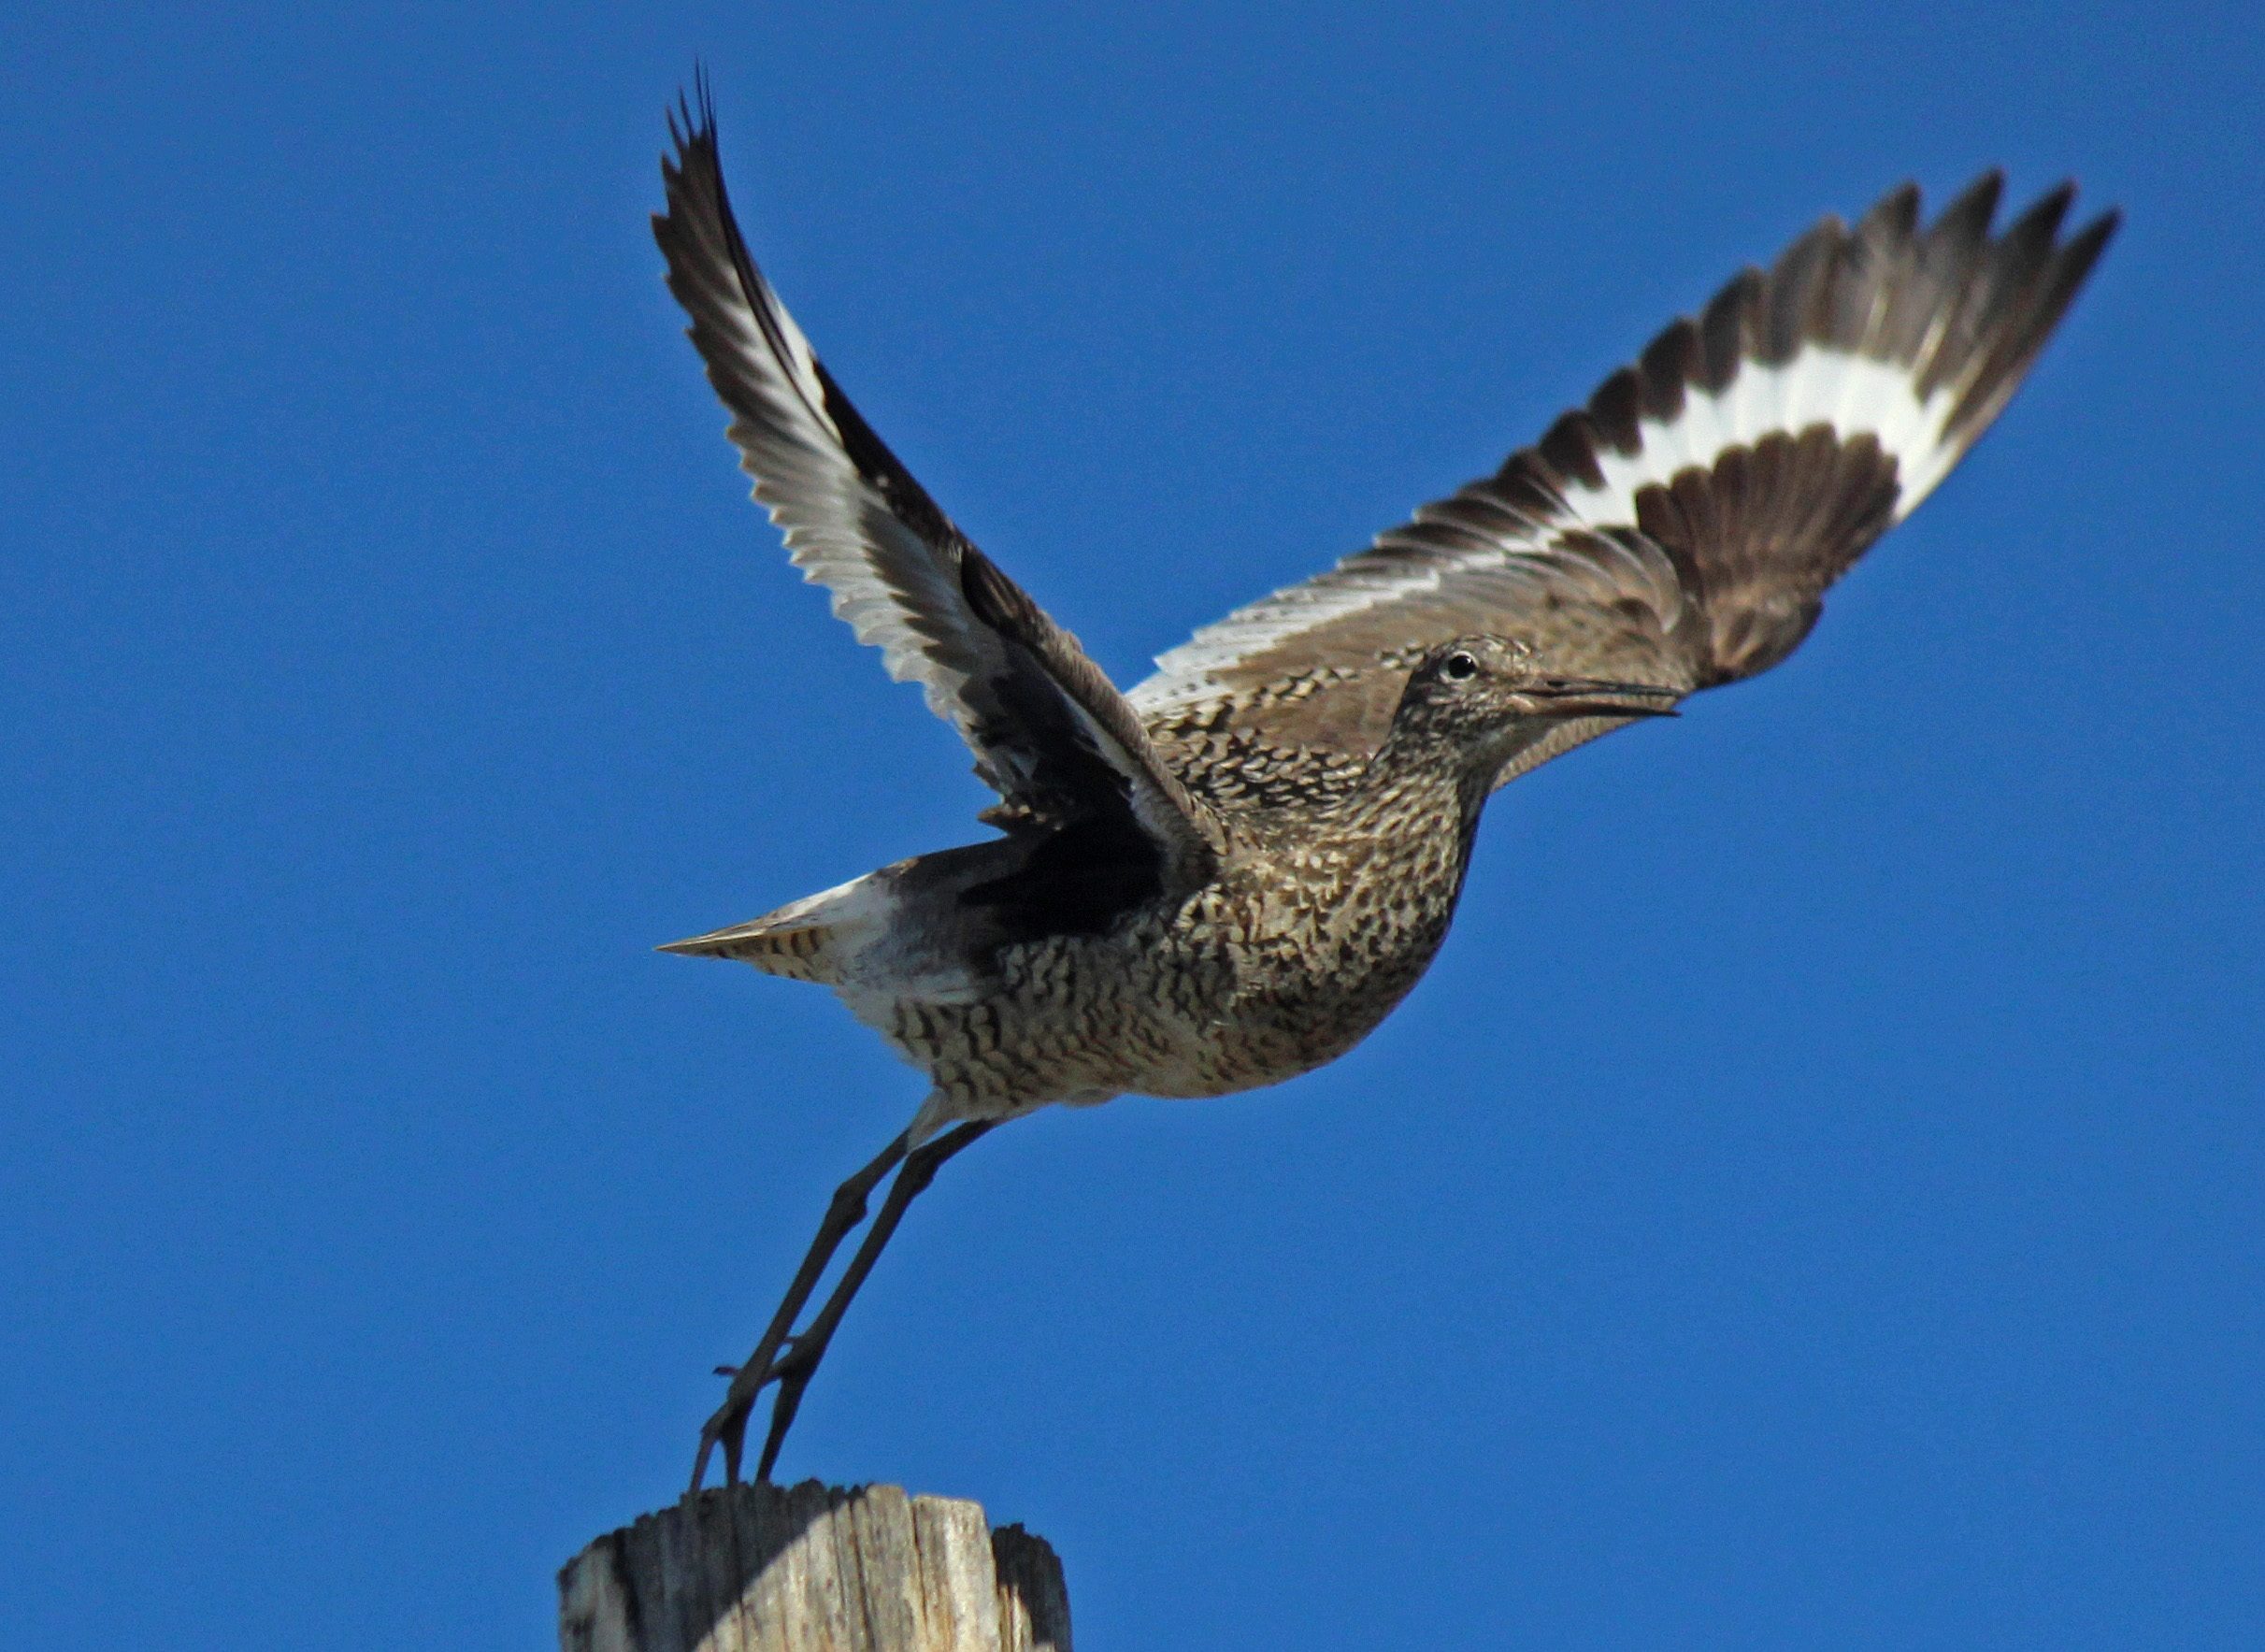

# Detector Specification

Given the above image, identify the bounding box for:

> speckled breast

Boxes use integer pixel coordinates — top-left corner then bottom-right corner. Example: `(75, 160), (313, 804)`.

(889, 848), (1467, 1115)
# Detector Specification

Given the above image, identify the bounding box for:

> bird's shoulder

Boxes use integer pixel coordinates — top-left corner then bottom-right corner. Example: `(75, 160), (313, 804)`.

(1141, 682), (1382, 817)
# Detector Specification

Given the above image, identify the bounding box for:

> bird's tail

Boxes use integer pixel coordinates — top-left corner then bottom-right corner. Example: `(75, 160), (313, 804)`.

(658, 871), (894, 984)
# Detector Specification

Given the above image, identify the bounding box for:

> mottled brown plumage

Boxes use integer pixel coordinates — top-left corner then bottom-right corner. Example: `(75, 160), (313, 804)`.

(648, 82), (2114, 1487)
(683, 636), (1672, 1131)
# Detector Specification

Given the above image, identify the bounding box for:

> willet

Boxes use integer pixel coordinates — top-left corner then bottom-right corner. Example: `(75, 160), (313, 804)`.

(652, 87), (2116, 1487)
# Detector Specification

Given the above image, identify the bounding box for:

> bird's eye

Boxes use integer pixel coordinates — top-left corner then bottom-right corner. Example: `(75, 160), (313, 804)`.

(1441, 651), (1479, 682)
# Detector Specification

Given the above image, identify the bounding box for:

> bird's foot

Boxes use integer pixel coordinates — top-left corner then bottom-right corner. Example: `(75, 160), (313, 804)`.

(691, 1335), (811, 1487)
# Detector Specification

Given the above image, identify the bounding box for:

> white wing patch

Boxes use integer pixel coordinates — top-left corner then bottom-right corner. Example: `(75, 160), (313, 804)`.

(1131, 557), (1479, 711)
(1129, 345), (1943, 712)
(703, 249), (971, 718)
(1571, 350), (1958, 533)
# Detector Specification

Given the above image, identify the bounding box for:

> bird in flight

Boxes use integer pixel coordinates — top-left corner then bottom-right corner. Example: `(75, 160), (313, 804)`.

(651, 83), (2115, 1487)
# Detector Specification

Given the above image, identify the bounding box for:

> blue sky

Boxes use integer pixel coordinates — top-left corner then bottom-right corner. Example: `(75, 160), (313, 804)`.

(5, 2), (2260, 1646)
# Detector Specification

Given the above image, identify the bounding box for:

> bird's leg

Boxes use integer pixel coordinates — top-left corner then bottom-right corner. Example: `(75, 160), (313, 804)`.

(691, 1130), (910, 1491)
(751, 1119), (997, 1483)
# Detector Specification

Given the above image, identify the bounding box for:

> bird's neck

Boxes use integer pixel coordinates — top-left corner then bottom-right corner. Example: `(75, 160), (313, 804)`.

(1259, 729), (1489, 970)
(1331, 725), (1491, 849)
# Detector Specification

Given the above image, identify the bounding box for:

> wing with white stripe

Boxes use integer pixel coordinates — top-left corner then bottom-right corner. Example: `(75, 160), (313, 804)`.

(1131, 174), (2116, 784)
(657, 89), (1218, 879)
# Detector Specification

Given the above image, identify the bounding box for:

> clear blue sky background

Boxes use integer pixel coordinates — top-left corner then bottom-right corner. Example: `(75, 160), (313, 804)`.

(5, 3), (2260, 1646)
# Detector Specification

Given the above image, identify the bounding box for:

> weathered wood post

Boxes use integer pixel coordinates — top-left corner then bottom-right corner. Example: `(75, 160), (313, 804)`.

(559, 1481), (1071, 1652)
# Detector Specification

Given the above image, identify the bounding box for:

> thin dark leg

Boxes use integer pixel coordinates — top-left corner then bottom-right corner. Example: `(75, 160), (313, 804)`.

(691, 1130), (910, 1491)
(752, 1120), (997, 1483)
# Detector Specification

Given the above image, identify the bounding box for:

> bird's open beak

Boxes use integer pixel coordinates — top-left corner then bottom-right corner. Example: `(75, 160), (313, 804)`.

(1524, 678), (1682, 719)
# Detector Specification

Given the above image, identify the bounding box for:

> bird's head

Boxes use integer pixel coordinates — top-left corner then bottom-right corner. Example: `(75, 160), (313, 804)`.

(1386, 635), (1681, 782)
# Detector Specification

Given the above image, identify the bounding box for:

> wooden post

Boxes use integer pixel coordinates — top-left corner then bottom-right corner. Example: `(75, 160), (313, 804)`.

(559, 1481), (1071, 1652)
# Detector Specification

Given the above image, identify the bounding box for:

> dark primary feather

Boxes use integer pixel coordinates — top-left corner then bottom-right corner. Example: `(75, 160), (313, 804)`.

(653, 90), (1216, 885)
(1130, 174), (2117, 791)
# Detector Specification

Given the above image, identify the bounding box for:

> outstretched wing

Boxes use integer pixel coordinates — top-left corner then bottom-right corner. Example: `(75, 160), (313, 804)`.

(656, 88), (1219, 881)
(1130, 175), (2117, 790)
